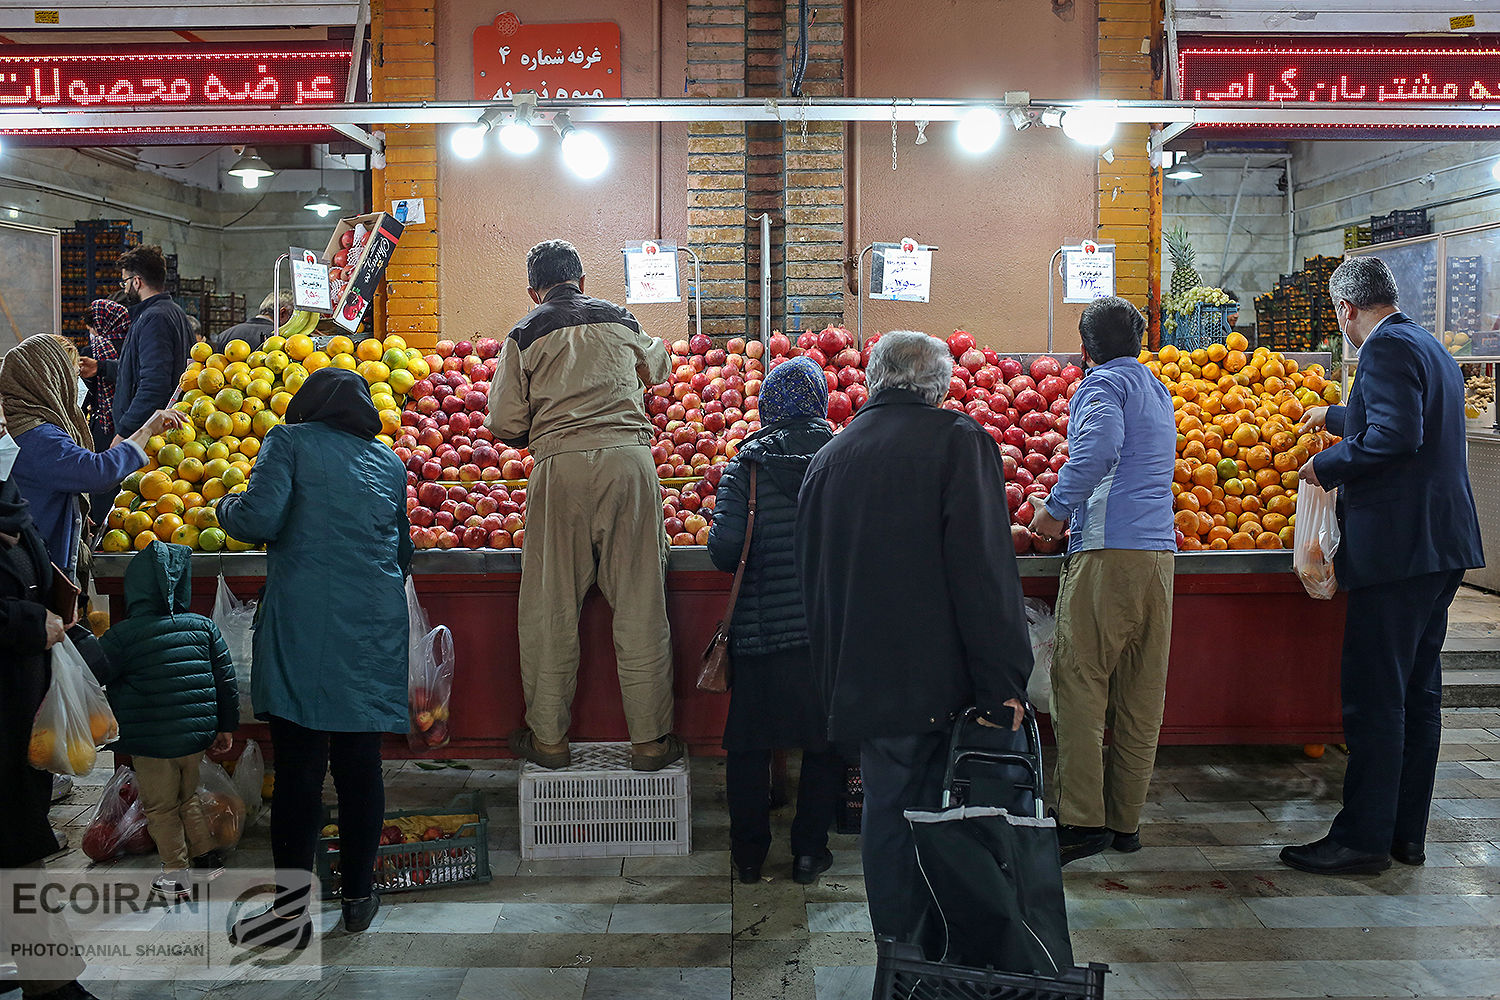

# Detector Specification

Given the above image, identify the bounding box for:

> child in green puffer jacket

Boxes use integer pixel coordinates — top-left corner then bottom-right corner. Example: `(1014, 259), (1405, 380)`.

(97, 540), (237, 902)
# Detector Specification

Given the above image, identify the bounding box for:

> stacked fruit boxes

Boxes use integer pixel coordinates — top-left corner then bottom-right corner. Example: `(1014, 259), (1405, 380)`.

(1343, 224), (1373, 250)
(1370, 209), (1430, 244)
(204, 292), (247, 343)
(1445, 255), (1483, 356)
(59, 220), (140, 346)
(1304, 255), (1341, 350)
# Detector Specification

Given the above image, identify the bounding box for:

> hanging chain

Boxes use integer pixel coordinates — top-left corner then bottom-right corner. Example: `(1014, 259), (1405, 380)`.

(891, 106), (898, 171)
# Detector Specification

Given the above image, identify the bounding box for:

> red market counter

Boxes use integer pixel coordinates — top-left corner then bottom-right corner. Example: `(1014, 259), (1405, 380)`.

(92, 549), (1346, 757)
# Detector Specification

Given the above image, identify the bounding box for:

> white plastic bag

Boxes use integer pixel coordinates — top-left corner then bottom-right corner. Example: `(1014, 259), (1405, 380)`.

(28, 635), (118, 775)
(405, 578), (455, 752)
(82, 765), (153, 861)
(1293, 485), (1340, 600)
(197, 758), (247, 851)
(213, 575), (257, 723)
(232, 739), (266, 825)
(1024, 598), (1056, 714)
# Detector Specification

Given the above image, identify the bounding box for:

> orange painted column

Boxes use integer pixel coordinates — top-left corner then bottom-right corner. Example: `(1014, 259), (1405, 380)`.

(1096, 0), (1162, 341)
(371, 0), (440, 350)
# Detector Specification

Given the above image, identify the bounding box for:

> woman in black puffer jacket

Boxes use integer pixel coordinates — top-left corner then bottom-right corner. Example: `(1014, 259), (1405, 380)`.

(707, 356), (840, 886)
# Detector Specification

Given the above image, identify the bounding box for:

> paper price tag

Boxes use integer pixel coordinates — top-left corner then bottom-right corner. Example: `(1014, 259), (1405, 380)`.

(623, 241), (681, 304)
(870, 240), (932, 302)
(288, 246), (332, 313)
(1062, 242), (1115, 303)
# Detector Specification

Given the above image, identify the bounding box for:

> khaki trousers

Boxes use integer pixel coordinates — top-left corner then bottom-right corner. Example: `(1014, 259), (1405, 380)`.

(133, 753), (214, 872)
(519, 445), (675, 745)
(1050, 549), (1174, 832)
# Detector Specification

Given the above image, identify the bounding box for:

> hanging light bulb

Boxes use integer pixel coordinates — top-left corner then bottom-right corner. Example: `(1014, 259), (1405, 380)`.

(304, 188), (341, 217)
(1060, 105), (1117, 146)
(499, 110), (540, 155)
(226, 147), (274, 189)
(955, 107), (1003, 154)
(1491, 157), (1500, 182)
(450, 124), (489, 159)
(555, 112), (609, 179)
(1165, 153), (1202, 181)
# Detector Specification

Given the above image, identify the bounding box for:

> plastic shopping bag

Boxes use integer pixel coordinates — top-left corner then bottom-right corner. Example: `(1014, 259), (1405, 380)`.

(232, 739), (266, 825)
(1293, 485), (1341, 600)
(407, 625), (455, 752)
(197, 758), (247, 851)
(1024, 598), (1057, 714)
(213, 575), (258, 723)
(81, 765), (154, 862)
(28, 635), (118, 775)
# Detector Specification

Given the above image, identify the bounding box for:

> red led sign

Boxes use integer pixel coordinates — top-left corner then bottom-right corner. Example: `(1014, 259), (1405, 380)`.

(1179, 35), (1500, 105)
(0, 44), (352, 146)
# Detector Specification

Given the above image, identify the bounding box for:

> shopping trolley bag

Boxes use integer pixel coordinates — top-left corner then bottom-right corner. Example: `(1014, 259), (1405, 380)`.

(905, 706), (1071, 975)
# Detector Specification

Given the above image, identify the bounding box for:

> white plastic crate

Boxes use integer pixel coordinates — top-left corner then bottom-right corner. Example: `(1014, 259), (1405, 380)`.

(519, 742), (691, 860)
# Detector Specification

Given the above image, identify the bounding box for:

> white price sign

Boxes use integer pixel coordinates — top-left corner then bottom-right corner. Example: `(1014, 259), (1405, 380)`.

(1062, 241), (1115, 303)
(288, 246), (332, 313)
(623, 241), (681, 304)
(869, 238), (933, 302)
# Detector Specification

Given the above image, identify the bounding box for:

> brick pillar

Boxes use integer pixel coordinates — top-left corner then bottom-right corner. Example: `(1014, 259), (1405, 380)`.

(1096, 0), (1159, 338)
(371, 0), (439, 349)
(687, 1), (749, 339)
(782, 2), (845, 334)
(746, 0), (785, 336)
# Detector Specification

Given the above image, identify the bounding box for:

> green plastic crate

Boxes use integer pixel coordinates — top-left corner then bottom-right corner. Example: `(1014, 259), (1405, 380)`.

(315, 790), (491, 900)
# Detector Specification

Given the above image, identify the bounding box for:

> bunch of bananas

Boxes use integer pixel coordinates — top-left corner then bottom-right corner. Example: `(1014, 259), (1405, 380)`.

(275, 310), (320, 339)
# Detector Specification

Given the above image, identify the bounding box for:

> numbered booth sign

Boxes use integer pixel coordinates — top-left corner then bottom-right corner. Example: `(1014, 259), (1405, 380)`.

(1062, 242), (1115, 303)
(623, 241), (681, 304)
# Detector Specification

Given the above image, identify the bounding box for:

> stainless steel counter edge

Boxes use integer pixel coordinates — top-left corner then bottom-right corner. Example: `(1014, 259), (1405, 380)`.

(92, 548), (1295, 577)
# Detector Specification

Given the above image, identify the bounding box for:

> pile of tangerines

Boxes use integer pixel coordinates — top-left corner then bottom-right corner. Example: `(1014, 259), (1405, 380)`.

(1140, 332), (1343, 552)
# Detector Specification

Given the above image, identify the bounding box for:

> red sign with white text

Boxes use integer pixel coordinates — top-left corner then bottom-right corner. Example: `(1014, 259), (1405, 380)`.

(473, 11), (621, 101)
(0, 44), (351, 145)
(1180, 36), (1500, 105)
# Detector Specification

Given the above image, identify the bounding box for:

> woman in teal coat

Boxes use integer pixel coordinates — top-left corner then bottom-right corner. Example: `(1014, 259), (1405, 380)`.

(217, 367), (411, 944)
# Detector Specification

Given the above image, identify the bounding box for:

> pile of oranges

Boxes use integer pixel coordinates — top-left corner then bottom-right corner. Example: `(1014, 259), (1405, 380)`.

(98, 333), (424, 553)
(1140, 332), (1343, 552)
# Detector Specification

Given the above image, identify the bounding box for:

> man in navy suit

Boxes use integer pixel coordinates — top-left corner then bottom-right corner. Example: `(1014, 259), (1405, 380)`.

(1281, 256), (1483, 875)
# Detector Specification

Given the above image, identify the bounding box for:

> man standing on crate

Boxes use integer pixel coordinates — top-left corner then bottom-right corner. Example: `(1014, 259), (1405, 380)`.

(106, 245), (193, 442)
(487, 239), (685, 772)
(1029, 297), (1177, 865)
(1281, 256), (1482, 875)
(796, 331), (1030, 943)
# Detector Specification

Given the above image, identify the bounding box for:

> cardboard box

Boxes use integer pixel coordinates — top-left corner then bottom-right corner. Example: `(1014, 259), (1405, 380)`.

(321, 212), (405, 334)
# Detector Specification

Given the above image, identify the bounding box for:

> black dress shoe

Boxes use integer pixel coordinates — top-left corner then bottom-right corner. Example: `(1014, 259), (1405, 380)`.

(342, 892), (381, 932)
(1109, 828), (1141, 853)
(792, 849), (833, 885)
(1390, 840), (1426, 866)
(736, 864), (762, 884)
(1279, 835), (1391, 875)
(1057, 825), (1112, 866)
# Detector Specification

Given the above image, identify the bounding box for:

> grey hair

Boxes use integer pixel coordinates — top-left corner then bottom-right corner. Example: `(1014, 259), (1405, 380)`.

(258, 289), (295, 319)
(866, 331), (952, 406)
(1329, 256), (1399, 309)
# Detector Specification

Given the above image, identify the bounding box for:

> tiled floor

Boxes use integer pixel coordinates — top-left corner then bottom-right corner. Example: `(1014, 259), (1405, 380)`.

(17, 709), (1500, 1000)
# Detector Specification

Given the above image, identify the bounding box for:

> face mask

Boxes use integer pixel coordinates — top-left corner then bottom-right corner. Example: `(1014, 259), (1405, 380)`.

(77, 378), (89, 407)
(0, 434), (18, 479)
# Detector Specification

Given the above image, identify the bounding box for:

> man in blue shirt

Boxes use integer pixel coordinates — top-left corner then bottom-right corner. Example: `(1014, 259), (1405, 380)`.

(1031, 297), (1177, 865)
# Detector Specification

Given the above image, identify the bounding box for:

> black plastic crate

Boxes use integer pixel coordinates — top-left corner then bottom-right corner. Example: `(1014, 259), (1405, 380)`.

(874, 939), (1108, 1000)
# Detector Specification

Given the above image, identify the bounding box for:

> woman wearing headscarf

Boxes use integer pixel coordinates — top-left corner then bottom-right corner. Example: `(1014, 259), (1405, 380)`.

(216, 367), (411, 943)
(77, 299), (133, 522)
(0, 334), (179, 583)
(1, 398), (99, 1000)
(706, 355), (842, 886)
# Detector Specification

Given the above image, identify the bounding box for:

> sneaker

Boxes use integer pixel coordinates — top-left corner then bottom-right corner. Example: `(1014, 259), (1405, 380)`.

(191, 849), (228, 881)
(50, 775), (73, 804)
(151, 873), (193, 903)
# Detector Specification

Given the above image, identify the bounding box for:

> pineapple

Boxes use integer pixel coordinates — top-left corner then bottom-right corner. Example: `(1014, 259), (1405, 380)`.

(1166, 226), (1202, 300)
